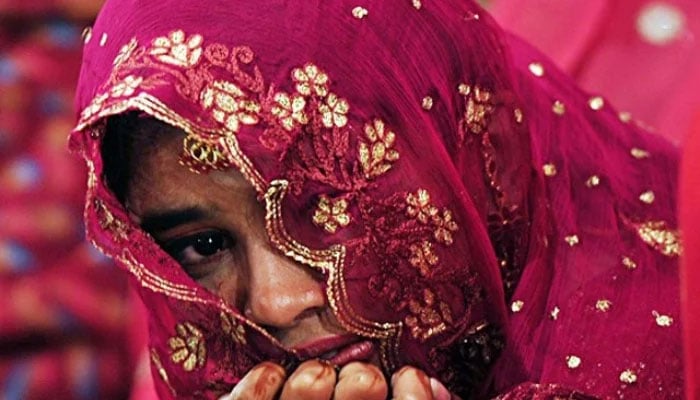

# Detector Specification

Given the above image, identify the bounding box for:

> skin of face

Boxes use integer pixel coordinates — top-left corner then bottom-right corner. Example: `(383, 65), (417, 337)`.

(123, 128), (452, 399)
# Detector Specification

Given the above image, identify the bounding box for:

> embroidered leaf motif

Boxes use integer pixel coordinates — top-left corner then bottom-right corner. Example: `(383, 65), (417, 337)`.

(359, 119), (400, 180)
(220, 312), (247, 345)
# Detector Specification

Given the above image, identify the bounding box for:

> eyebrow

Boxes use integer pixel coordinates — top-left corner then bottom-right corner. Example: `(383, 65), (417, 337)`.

(140, 207), (209, 233)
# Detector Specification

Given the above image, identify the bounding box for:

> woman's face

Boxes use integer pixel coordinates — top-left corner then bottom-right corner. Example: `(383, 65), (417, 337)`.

(125, 129), (379, 365)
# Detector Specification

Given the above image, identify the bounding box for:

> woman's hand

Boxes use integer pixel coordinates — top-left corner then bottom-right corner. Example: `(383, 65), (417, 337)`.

(219, 360), (455, 400)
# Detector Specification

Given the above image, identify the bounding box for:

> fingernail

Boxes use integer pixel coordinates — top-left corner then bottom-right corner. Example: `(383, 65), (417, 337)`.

(430, 377), (451, 400)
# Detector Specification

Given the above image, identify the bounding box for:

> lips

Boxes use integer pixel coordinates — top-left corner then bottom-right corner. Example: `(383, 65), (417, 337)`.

(293, 335), (377, 367)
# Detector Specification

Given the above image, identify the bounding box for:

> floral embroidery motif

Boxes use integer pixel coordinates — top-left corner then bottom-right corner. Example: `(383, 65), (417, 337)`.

(406, 189), (438, 224)
(271, 92), (308, 131)
(459, 84), (493, 134)
(201, 80), (260, 133)
(409, 241), (439, 277)
(94, 199), (129, 241)
(114, 38), (138, 66)
(312, 195), (351, 233)
(433, 210), (458, 245)
(151, 30), (203, 67)
(292, 64), (329, 97)
(359, 119), (400, 179)
(168, 322), (206, 372)
(110, 75), (143, 98)
(405, 289), (453, 341)
(220, 312), (247, 345)
(635, 220), (682, 257)
(318, 93), (349, 128)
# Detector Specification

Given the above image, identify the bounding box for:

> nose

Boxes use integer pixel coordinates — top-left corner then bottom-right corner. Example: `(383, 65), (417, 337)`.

(243, 240), (326, 329)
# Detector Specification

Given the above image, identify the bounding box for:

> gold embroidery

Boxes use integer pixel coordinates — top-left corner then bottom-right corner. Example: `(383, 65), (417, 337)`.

(639, 190), (656, 204)
(220, 312), (247, 345)
(586, 175), (601, 187)
(542, 163), (557, 177)
(421, 96), (434, 110)
(588, 96), (605, 111)
(619, 111), (632, 123)
(182, 135), (231, 171)
(566, 355), (582, 369)
(550, 306), (560, 320)
(82, 27), (93, 44)
(564, 235), (579, 247)
(619, 369), (638, 384)
(406, 189), (438, 224)
(511, 300), (524, 313)
(514, 108), (524, 124)
(168, 322), (206, 372)
(460, 85), (493, 134)
(114, 38), (138, 66)
(318, 93), (349, 128)
(110, 75), (143, 98)
(94, 199), (129, 241)
(409, 241), (439, 277)
(270, 92), (308, 131)
(99, 33), (108, 47)
(552, 100), (566, 115)
(292, 64), (329, 97)
(352, 6), (369, 19)
(433, 209), (458, 245)
(596, 299), (612, 312)
(312, 195), (351, 233)
(528, 62), (544, 77)
(635, 220), (682, 257)
(150, 30), (203, 67)
(622, 256), (638, 270)
(412, 0), (422, 10)
(404, 289), (453, 341)
(201, 80), (260, 133)
(150, 350), (176, 396)
(652, 310), (673, 327)
(359, 119), (400, 180)
(631, 147), (650, 159)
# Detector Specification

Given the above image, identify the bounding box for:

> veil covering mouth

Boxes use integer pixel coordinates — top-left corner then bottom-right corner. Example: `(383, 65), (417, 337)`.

(70, 0), (683, 398)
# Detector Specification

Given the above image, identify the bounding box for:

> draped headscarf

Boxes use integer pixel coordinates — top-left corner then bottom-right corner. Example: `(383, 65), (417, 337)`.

(70, 1), (684, 398)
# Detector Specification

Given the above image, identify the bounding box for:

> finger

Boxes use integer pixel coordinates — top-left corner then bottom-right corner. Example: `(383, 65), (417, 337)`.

(279, 359), (336, 400)
(224, 362), (286, 400)
(391, 366), (433, 400)
(334, 362), (388, 400)
(429, 377), (458, 400)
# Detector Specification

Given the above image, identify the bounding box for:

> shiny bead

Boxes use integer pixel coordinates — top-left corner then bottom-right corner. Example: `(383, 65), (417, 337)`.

(566, 355), (582, 369)
(619, 369), (638, 384)
(99, 32), (108, 46)
(586, 175), (600, 188)
(631, 147), (650, 159)
(552, 101), (566, 115)
(421, 96), (434, 110)
(639, 190), (656, 204)
(564, 235), (580, 247)
(653, 310), (674, 327)
(542, 163), (557, 177)
(528, 62), (544, 77)
(352, 6), (369, 19)
(588, 96), (605, 111)
(596, 299), (612, 312)
(511, 300), (524, 313)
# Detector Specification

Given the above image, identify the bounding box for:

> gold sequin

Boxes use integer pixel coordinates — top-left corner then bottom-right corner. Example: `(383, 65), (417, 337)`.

(352, 6), (369, 19)
(586, 175), (601, 188)
(639, 190), (656, 204)
(588, 96), (605, 111)
(421, 96), (434, 110)
(550, 307), (560, 320)
(619, 111), (632, 123)
(458, 83), (470, 95)
(411, 0), (422, 9)
(99, 32), (108, 47)
(596, 299), (612, 312)
(511, 300), (524, 313)
(514, 108), (524, 124)
(635, 220), (682, 257)
(82, 27), (93, 44)
(619, 369), (638, 384)
(542, 163), (557, 177)
(552, 101), (566, 115)
(566, 355), (582, 369)
(652, 310), (674, 327)
(564, 235), (580, 247)
(622, 256), (638, 270)
(631, 147), (650, 159)
(528, 62), (545, 77)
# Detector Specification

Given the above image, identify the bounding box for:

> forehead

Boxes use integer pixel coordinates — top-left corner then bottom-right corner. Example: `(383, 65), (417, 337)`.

(124, 124), (257, 216)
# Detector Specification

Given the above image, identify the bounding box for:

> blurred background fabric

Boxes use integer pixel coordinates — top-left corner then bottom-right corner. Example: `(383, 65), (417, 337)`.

(488, 0), (700, 144)
(0, 0), (697, 399)
(0, 2), (149, 399)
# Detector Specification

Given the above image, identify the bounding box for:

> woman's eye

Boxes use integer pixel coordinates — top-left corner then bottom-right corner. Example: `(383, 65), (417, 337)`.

(163, 230), (235, 268)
